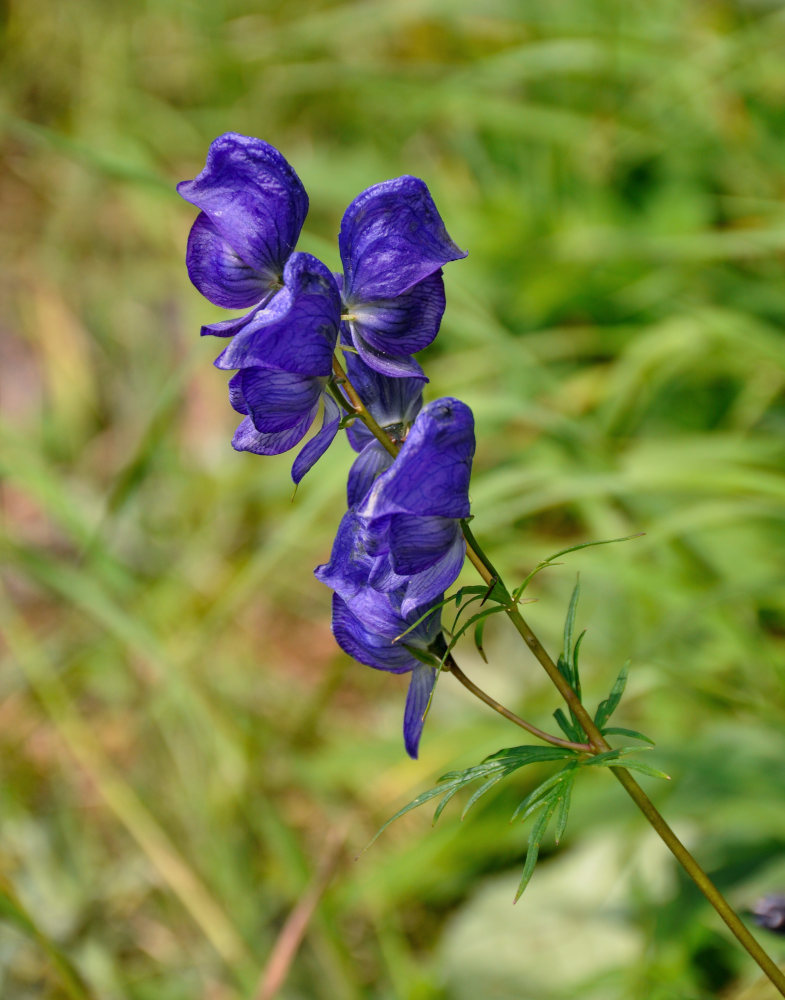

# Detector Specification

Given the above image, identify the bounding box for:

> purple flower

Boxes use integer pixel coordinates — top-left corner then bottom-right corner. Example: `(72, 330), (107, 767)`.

(342, 345), (424, 505)
(752, 895), (785, 934)
(339, 177), (466, 378)
(317, 398), (475, 617)
(316, 509), (445, 756)
(357, 397), (474, 614)
(332, 589), (442, 758)
(215, 252), (342, 483)
(177, 133), (308, 338)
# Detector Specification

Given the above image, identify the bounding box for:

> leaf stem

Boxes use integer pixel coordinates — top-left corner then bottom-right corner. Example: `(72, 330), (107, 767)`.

(444, 653), (591, 752)
(463, 527), (785, 995)
(337, 358), (785, 993)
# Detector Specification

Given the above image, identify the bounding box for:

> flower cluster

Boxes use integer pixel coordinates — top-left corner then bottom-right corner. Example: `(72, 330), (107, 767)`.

(179, 133), (473, 755)
(316, 398), (475, 755)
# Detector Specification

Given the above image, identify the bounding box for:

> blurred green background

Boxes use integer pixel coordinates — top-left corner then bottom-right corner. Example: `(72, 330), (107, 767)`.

(2, 0), (785, 997)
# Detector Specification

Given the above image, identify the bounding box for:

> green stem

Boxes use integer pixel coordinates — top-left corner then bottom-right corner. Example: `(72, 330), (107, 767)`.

(444, 653), (591, 752)
(338, 357), (785, 993)
(464, 528), (785, 995)
(332, 356), (397, 458)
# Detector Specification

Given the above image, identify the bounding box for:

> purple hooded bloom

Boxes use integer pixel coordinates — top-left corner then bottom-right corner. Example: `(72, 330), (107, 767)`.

(357, 397), (474, 614)
(317, 398), (475, 617)
(332, 589), (442, 758)
(177, 133), (308, 338)
(342, 344), (424, 505)
(338, 177), (466, 379)
(215, 252), (342, 482)
(315, 508), (443, 756)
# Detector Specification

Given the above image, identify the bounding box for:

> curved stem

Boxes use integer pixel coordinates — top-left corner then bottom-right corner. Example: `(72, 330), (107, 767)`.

(464, 528), (785, 995)
(445, 653), (591, 752)
(338, 357), (785, 993)
(331, 356), (398, 458)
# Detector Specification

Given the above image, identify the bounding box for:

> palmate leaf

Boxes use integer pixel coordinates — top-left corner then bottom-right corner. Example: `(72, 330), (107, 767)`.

(392, 586), (489, 643)
(594, 661), (630, 729)
(587, 756), (671, 780)
(514, 793), (560, 902)
(510, 762), (577, 823)
(448, 604), (507, 648)
(553, 768), (576, 845)
(512, 533), (644, 600)
(554, 581), (587, 739)
(368, 745), (578, 850)
(553, 707), (581, 742)
(474, 615), (489, 662)
(601, 725), (655, 746)
(581, 745), (670, 780)
(562, 579), (581, 667)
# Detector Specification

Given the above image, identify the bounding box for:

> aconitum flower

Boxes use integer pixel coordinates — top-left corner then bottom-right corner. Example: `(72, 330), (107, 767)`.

(357, 397), (475, 614)
(338, 178), (466, 378)
(177, 133), (308, 338)
(332, 589), (442, 758)
(215, 252), (342, 482)
(316, 507), (447, 757)
(342, 344), (424, 505)
(316, 398), (475, 616)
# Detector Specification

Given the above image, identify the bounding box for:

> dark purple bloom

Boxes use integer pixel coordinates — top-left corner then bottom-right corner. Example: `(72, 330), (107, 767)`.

(358, 397), (474, 614)
(317, 398), (474, 616)
(339, 177), (466, 378)
(216, 252), (342, 482)
(332, 589), (442, 758)
(177, 133), (308, 337)
(343, 345), (424, 505)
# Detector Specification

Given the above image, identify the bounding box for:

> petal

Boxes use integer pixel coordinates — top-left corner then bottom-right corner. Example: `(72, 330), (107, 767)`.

(314, 509), (375, 600)
(400, 534), (467, 618)
(349, 271), (446, 357)
(233, 367), (324, 433)
(340, 175), (466, 301)
(358, 398), (475, 520)
(201, 309), (263, 339)
(389, 515), (462, 575)
(214, 253), (340, 377)
(231, 405), (316, 456)
(353, 333), (427, 381)
(291, 395), (341, 484)
(185, 212), (277, 309)
(403, 663), (439, 759)
(367, 551), (409, 594)
(345, 418), (373, 453)
(347, 441), (394, 506)
(343, 339), (424, 430)
(228, 372), (247, 414)
(178, 132), (308, 282)
(331, 594), (415, 674)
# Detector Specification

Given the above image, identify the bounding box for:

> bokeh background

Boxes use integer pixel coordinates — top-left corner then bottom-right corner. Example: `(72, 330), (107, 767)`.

(2, 1), (785, 997)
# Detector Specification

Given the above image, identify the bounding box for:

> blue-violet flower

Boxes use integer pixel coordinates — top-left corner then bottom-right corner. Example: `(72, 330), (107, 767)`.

(332, 589), (442, 758)
(338, 178), (466, 379)
(317, 397), (475, 616)
(177, 133), (308, 338)
(215, 252), (342, 482)
(342, 343), (424, 505)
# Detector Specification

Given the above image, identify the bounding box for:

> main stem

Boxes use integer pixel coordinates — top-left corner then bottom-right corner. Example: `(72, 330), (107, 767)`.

(334, 355), (785, 993)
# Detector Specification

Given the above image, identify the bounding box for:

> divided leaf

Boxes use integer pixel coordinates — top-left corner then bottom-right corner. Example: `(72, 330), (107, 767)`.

(369, 745), (578, 850)
(514, 794), (560, 902)
(512, 533), (644, 600)
(594, 661), (630, 729)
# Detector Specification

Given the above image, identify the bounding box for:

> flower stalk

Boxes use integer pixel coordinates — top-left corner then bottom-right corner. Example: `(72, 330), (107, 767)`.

(341, 362), (785, 996)
(179, 135), (785, 993)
